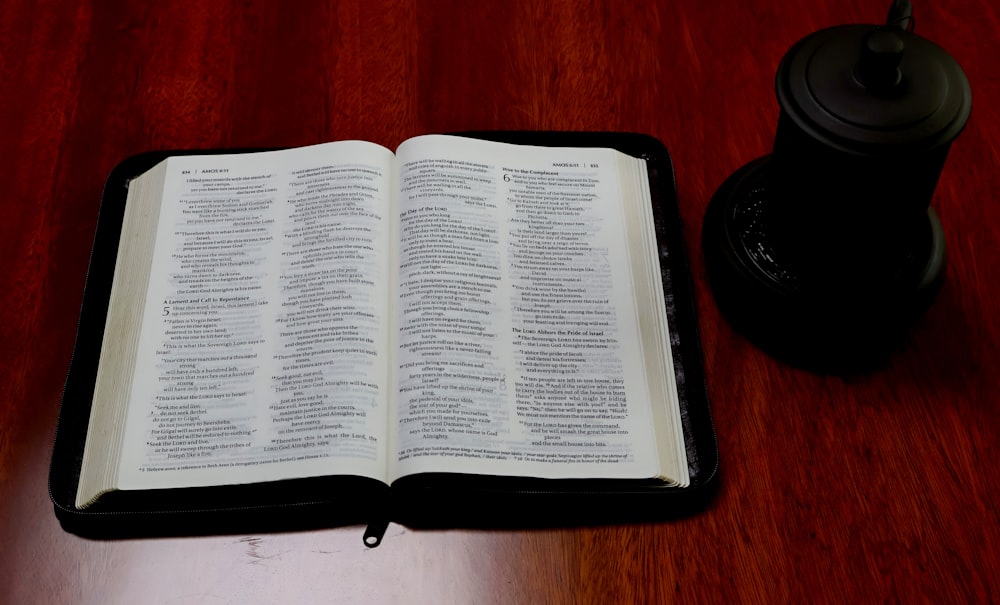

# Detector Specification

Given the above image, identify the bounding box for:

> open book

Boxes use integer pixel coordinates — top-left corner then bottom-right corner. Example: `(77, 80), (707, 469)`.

(76, 133), (687, 507)
(52, 132), (716, 542)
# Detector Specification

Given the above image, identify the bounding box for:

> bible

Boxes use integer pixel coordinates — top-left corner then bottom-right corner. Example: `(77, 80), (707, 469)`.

(50, 132), (717, 543)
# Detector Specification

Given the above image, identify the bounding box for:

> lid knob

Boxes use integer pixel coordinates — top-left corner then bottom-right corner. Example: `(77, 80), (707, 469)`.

(856, 30), (905, 95)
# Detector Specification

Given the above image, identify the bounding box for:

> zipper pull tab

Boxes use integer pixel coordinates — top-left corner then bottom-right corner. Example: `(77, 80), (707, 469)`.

(363, 518), (389, 548)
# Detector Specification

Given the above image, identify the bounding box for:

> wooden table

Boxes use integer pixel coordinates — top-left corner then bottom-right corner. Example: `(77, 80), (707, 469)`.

(2, 1), (998, 603)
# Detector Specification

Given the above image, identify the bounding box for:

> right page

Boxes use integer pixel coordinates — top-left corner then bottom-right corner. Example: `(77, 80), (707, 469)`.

(389, 134), (688, 486)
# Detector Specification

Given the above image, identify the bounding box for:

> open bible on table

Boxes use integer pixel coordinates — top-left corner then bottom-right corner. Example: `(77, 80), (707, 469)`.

(49, 131), (718, 547)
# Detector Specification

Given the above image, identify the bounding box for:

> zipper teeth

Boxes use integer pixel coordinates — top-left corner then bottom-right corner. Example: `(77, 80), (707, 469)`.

(51, 496), (338, 517)
(458, 482), (714, 497)
(643, 144), (721, 487)
(674, 160), (721, 486)
(666, 144), (721, 486)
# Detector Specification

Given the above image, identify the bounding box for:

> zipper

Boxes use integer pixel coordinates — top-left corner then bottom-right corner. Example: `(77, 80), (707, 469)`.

(363, 518), (389, 547)
(664, 145), (721, 485)
(664, 144), (721, 486)
(640, 144), (721, 486)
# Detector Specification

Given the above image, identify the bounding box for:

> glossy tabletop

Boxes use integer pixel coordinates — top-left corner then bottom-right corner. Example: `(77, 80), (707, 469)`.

(1, 1), (998, 603)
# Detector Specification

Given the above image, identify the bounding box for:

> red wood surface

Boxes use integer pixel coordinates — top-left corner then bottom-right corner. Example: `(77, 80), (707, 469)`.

(2, 1), (998, 603)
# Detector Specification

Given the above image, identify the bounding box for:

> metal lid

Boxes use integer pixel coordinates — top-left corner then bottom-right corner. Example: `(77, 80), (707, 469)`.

(775, 22), (971, 154)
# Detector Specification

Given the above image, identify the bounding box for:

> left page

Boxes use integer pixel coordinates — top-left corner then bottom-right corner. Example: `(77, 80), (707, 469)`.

(77, 142), (395, 507)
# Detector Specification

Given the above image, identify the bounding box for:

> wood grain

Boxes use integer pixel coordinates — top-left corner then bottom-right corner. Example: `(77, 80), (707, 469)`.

(1, 0), (998, 603)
